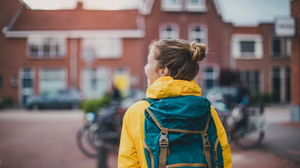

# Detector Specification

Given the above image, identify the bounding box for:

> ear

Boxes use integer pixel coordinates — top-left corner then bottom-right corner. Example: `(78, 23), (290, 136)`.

(159, 67), (169, 77)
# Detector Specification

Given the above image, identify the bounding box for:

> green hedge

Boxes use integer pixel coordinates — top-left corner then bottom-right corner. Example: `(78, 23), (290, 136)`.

(81, 94), (111, 115)
(250, 92), (272, 105)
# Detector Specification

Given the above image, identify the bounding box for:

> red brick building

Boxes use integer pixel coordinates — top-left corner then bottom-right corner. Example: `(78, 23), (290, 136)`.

(1, 0), (293, 108)
(0, 0), (145, 105)
(1, 0), (234, 105)
(231, 25), (291, 104)
(290, 0), (300, 122)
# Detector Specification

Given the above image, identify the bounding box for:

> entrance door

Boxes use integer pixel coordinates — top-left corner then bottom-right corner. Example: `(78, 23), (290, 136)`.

(21, 68), (34, 106)
(272, 67), (281, 103)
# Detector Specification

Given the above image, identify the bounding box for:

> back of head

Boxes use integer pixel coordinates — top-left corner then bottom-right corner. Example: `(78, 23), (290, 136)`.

(150, 39), (207, 81)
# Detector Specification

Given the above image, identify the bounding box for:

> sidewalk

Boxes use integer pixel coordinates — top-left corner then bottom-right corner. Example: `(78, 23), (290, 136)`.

(261, 106), (300, 166)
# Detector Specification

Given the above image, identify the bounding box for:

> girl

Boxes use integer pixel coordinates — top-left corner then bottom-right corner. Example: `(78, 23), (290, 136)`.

(118, 39), (232, 168)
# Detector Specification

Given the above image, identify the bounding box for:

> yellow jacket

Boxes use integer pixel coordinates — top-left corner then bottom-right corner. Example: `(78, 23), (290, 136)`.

(118, 76), (232, 168)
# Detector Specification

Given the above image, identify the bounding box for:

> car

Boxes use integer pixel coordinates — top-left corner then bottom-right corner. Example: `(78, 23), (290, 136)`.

(25, 88), (84, 110)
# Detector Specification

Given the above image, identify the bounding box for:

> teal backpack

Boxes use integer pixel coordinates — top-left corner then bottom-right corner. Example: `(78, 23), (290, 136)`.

(143, 96), (223, 168)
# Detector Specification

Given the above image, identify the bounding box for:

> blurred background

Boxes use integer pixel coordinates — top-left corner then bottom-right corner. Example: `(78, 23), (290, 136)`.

(0, 0), (299, 167)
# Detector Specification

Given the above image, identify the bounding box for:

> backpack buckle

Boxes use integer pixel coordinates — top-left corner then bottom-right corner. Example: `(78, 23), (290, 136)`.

(159, 132), (169, 147)
(202, 133), (211, 150)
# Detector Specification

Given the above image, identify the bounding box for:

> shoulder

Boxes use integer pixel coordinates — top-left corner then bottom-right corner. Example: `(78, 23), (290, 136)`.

(123, 100), (150, 134)
(123, 100), (150, 120)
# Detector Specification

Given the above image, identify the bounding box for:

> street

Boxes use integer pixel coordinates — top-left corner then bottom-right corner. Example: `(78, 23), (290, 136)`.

(0, 107), (299, 168)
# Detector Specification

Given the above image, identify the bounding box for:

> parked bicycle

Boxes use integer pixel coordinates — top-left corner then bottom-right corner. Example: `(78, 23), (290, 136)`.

(206, 88), (266, 149)
(76, 89), (146, 165)
(76, 100), (125, 159)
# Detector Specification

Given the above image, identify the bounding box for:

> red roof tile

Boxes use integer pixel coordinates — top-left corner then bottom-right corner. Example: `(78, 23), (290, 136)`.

(11, 8), (139, 30)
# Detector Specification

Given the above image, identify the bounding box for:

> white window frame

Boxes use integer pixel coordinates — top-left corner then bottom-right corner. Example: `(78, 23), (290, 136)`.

(19, 66), (35, 105)
(81, 66), (111, 99)
(81, 38), (123, 59)
(202, 65), (220, 90)
(161, 0), (183, 12)
(39, 67), (67, 94)
(188, 24), (207, 44)
(159, 23), (180, 39)
(184, 0), (207, 12)
(27, 36), (66, 58)
(231, 34), (263, 59)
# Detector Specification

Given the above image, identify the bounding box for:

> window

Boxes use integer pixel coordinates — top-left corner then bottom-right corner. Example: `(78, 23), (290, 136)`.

(271, 37), (291, 58)
(0, 75), (2, 87)
(82, 67), (110, 99)
(239, 71), (260, 93)
(21, 68), (34, 105)
(82, 38), (122, 59)
(272, 67), (281, 103)
(285, 66), (290, 102)
(185, 0), (206, 12)
(161, 0), (183, 12)
(203, 66), (218, 90)
(39, 68), (66, 93)
(160, 24), (179, 39)
(189, 25), (206, 43)
(28, 37), (66, 58)
(240, 41), (255, 53)
(231, 34), (263, 59)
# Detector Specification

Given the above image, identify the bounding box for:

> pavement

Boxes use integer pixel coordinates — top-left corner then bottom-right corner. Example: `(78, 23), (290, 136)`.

(0, 106), (299, 168)
(260, 106), (300, 166)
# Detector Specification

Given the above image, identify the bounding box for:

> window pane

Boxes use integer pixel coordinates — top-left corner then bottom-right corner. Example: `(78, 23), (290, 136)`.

(40, 69), (65, 93)
(240, 41), (255, 53)
(166, 0), (179, 4)
(30, 44), (39, 55)
(272, 37), (281, 55)
(190, 0), (200, 4)
(0, 75), (2, 87)
(285, 38), (291, 56)
(22, 79), (32, 88)
(166, 26), (173, 32)
(194, 26), (201, 32)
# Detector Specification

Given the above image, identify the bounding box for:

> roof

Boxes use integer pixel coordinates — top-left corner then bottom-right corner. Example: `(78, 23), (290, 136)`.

(4, 2), (145, 38)
(11, 8), (140, 31)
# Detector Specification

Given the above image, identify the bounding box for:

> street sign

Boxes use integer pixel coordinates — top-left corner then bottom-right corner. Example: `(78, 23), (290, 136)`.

(82, 48), (96, 63)
(275, 17), (296, 37)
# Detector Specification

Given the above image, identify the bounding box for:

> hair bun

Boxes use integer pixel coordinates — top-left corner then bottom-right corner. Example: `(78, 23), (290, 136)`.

(190, 42), (207, 61)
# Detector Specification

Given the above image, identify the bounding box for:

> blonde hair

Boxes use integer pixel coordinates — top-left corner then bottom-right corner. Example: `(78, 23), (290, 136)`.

(150, 39), (207, 81)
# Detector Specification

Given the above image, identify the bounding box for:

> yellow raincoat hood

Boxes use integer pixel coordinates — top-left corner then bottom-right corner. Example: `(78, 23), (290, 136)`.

(146, 76), (201, 99)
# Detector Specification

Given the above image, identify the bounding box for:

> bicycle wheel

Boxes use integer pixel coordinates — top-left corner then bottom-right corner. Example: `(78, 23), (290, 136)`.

(76, 125), (97, 158)
(235, 106), (265, 149)
(235, 130), (264, 149)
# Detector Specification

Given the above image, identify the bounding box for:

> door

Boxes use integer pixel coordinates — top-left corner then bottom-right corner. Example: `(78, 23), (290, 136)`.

(21, 68), (34, 106)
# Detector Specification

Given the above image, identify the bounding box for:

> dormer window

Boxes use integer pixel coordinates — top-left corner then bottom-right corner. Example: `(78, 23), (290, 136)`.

(185, 0), (207, 12)
(231, 34), (263, 59)
(159, 24), (179, 39)
(161, 0), (206, 12)
(161, 0), (183, 12)
(28, 37), (66, 58)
